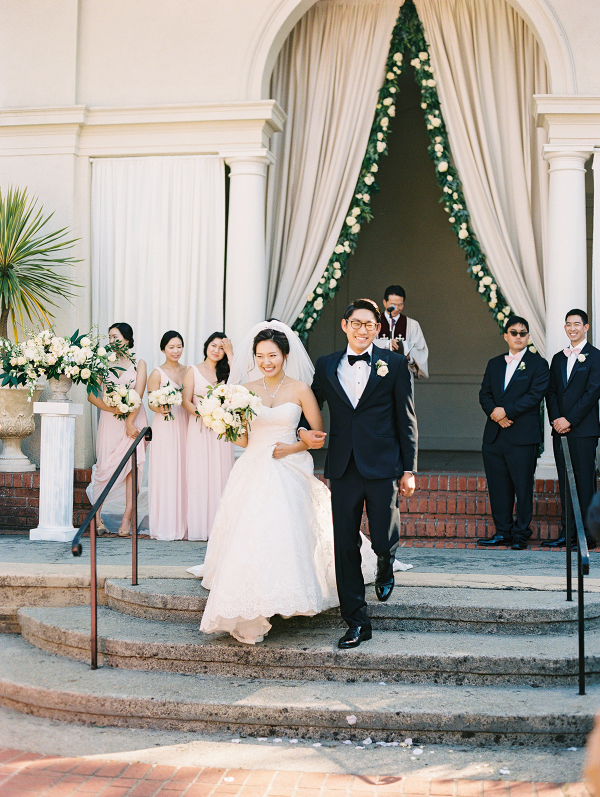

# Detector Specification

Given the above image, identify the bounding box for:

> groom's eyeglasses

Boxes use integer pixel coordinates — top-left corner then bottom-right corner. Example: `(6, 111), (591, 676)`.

(349, 320), (378, 331)
(508, 330), (528, 337)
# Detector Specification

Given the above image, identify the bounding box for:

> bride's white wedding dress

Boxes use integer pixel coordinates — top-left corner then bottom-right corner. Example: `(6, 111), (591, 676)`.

(188, 402), (392, 644)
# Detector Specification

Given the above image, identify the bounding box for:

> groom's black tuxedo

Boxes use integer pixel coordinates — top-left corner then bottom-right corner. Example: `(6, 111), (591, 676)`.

(547, 341), (600, 539)
(312, 345), (418, 480)
(311, 344), (417, 628)
(478, 348), (549, 543)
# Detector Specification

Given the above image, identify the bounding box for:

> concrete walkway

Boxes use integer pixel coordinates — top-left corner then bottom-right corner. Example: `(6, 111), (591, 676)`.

(0, 744), (591, 797)
(1, 536), (597, 592)
(0, 536), (596, 788)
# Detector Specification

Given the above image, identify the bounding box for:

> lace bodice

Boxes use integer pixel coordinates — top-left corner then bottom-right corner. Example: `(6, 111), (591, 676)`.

(247, 402), (302, 450)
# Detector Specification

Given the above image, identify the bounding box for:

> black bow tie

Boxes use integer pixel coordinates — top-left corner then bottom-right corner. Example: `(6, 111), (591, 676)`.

(348, 352), (371, 366)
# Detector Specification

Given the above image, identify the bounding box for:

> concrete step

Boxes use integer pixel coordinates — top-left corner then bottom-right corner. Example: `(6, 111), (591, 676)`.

(0, 571), (108, 633)
(17, 605), (600, 686)
(0, 634), (594, 746)
(105, 578), (600, 635)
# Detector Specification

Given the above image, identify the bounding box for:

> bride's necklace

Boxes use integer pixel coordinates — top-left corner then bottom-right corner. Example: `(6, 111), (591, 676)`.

(263, 374), (286, 399)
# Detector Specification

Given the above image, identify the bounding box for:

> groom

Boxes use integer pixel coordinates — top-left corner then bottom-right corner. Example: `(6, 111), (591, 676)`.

(300, 299), (418, 649)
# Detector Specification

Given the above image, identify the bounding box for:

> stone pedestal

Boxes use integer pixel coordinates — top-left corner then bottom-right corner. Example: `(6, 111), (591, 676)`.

(0, 386), (43, 472)
(30, 403), (83, 542)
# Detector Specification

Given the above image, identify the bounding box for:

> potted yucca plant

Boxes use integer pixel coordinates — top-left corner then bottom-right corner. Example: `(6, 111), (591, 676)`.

(0, 187), (79, 471)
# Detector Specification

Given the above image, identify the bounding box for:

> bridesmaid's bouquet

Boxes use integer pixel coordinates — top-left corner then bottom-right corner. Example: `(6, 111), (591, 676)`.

(148, 383), (183, 421)
(196, 383), (262, 442)
(104, 384), (142, 421)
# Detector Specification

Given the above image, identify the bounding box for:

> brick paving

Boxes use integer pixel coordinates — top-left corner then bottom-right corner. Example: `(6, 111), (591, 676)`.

(0, 749), (591, 797)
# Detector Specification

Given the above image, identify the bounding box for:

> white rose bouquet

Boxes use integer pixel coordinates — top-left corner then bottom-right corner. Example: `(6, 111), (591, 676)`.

(148, 383), (183, 421)
(104, 384), (142, 420)
(196, 383), (262, 442)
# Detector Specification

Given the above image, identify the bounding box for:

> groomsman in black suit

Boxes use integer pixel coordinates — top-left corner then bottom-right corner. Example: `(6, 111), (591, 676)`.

(477, 316), (549, 549)
(300, 299), (418, 649)
(543, 309), (600, 549)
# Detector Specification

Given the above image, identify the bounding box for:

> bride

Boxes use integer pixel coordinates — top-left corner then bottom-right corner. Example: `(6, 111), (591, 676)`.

(188, 321), (408, 645)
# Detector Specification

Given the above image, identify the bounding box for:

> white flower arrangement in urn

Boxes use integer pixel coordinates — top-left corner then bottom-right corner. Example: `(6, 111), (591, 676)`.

(0, 327), (127, 399)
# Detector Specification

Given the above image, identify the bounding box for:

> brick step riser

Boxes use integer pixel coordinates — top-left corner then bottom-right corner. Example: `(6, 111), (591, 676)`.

(398, 522), (561, 541)
(400, 500), (560, 518)
(0, 470), (91, 531)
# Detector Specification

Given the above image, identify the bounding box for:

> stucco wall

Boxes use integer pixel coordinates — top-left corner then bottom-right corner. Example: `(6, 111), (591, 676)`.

(1, 0), (597, 109)
(0, 0), (598, 465)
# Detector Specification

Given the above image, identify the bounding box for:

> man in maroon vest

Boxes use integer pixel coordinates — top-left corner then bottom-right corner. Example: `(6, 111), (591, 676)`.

(380, 285), (429, 381)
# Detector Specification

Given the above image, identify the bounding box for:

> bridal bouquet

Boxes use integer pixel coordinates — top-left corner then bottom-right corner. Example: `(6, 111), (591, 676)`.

(196, 383), (262, 442)
(148, 383), (183, 421)
(104, 384), (142, 421)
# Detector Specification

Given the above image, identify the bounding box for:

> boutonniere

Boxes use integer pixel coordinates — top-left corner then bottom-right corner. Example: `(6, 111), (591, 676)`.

(518, 362), (526, 372)
(578, 353), (588, 363)
(376, 359), (389, 377)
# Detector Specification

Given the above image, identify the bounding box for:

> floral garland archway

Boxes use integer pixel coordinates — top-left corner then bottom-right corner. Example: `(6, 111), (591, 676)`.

(292, 0), (510, 341)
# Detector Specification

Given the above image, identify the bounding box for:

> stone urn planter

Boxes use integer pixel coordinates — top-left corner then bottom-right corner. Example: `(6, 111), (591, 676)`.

(0, 385), (43, 472)
(47, 375), (73, 403)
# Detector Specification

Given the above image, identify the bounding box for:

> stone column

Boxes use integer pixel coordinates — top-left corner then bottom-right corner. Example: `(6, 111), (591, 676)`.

(30, 403), (83, 542)
(536, 148), (590, 479)
(593, 149), (600, 349)
(224, 150), (274, 345)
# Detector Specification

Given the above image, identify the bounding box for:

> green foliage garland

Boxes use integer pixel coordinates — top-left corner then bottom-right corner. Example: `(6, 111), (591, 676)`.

(292, 0), (511, 341)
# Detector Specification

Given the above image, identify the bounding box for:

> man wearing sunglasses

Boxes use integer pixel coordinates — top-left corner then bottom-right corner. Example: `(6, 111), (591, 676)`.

(300, 298), (417, 649)
(543, 309), (600, 550)
(478, 316), (549, 550)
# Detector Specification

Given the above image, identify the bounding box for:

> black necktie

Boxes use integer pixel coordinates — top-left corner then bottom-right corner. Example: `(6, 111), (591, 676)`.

(348, 352), (370, 366)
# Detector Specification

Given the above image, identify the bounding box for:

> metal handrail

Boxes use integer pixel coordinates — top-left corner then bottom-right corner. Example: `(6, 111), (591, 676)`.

(561, 435), (590, 695)
(72, 425), (152, 669)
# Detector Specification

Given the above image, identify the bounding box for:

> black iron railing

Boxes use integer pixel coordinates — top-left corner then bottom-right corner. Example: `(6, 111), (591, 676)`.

(72, 425), (152, 669)
(561, 435), (590, 695)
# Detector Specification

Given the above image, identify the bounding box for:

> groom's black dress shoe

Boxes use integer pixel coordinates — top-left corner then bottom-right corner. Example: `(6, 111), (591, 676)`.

(338, 625), (372, 649)
(542, 536), (569, 548)
(476, 534), (512, 546)
(375, 555), (395, 602)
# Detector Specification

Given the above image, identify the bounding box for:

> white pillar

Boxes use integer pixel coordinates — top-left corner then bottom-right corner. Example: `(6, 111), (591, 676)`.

(593, 149), (600, 349)
(30, 403), (83, 542)
(536, 148), (590, 479)
(224, 150), (274, 346)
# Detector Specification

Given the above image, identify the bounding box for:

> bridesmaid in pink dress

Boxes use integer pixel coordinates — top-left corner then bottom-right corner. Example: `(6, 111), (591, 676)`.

(147, 330), (188, 540)
(182, 332), (235, 540)
(87, 323), (148, 536)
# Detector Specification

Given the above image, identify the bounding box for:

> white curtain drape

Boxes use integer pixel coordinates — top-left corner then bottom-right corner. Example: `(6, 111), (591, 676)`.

(91, 155), (226, 369)
(413, 0), (549, 348)
(267, 0), (400, 324)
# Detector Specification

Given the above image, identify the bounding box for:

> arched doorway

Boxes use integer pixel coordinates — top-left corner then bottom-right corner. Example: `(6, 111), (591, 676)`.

(246, 0), (575, 100)
(304, 64), (505, 452)
(261, 0), (562, 456)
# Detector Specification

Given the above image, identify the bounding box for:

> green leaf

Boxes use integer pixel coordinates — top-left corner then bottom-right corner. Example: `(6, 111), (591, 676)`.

(0, 186), (80, 340)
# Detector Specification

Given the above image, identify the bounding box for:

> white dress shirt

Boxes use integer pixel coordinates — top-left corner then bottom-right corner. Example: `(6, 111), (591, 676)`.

(566, 339), (587, 380)
(504, 348), (527, 390)
(337, 343), (373, 408)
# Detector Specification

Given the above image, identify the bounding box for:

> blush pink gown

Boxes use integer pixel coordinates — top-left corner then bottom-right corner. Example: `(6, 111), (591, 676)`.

(148, 367), (188, 540)
(186, 366), (235, 541)
(91, 362), (148, 508)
